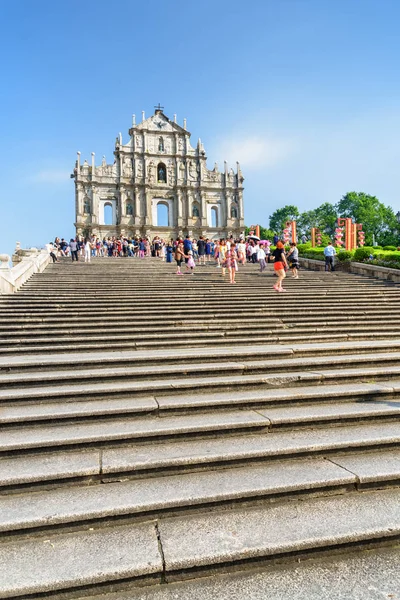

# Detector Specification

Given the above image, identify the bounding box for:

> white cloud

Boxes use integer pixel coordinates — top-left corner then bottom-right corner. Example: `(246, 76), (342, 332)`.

(30, 169), (71, 184)
(213, 136), (296, 170)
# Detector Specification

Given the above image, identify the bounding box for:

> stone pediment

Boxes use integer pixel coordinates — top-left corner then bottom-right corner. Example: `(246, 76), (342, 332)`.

(135, 112), (188, 134)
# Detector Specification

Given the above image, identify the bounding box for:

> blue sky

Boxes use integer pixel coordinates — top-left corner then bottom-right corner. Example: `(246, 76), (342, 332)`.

(1, 0), (400, 255)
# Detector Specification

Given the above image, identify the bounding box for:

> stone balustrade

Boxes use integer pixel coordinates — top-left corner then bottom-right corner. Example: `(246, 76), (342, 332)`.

(0, 244), (51, 294)
(299, 256), (400, 283)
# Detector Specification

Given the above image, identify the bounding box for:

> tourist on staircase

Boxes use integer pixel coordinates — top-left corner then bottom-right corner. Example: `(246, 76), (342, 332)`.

(175, 241), (186, 275)
(287, 242), (299, 278)
(84, 238), (91, 263)
(70, 238), (79, 262)
(225, 242), (238, 284)
(272, 241), (288, 292)
(324, 241), (336, 272)
(258, 243), (267, 272)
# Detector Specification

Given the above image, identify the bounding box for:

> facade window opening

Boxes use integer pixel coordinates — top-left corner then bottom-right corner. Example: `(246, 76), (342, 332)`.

(211, 206), (218, 228)
(104, 203), (113, 225)
(126, 202), (133, 216)
(157, 202), (168, 226)
(230, 206), (238, 218)
(158, 137), (164, 152)
(83, 198), (91, 215)
(192, 204), (200, 218)
(157, 163), (167, 183)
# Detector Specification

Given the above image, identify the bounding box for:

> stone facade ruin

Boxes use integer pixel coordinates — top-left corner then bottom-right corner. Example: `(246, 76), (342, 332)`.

(72, 107), (245, 240)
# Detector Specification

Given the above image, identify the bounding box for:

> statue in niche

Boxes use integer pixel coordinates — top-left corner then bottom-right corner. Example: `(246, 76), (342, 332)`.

(126, 203), (133, 216)
(179, 161), (185, 179)
(158, 163), (167, 183)
(136, 136), (142, 147)
(136, 161), (143, 178)
(83, 197), (91, 214)
(192, 204), (200, 218)
(178, 138), (184, 151)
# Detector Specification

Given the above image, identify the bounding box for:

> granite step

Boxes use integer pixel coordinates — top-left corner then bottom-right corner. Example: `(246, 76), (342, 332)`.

(1, 421), (399, 485)
(0, 373), (398, 406)
(2, 350), (400, 387)
(72, 545), (400, 600)
(0, 410), (270, 454)
(1, 339), (399, 371)
(3, 451), (400, 536)
(0, 488), (399, 598)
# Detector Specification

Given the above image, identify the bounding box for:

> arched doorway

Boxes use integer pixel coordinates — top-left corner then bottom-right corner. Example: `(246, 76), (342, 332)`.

(208, 205), (218, 228)
(104, 203), (113, 225)
(157, 203), (168, 226)
(99, 199), (117, 225)
(152, 197), (173, 227)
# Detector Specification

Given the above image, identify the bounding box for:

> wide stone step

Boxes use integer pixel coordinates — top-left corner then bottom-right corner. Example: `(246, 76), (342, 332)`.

(0, 339), (398, 372)
(0, 372), (398, 406)
(4, 450), (400, 536)
(1, 422), (399, 486)
(75, 545), (400, 600)
(0, 410), (269, 453)
(0, 488), (399, 598)
(2, 330), (400, 354)
(2, 350), (400, 387)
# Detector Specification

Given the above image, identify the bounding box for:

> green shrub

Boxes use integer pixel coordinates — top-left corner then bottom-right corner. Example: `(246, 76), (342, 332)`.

(383, 246), (397, 251)
(353, 248), (373, 262)
(337, 250), (354, 262)
(374, 245), (382, 250)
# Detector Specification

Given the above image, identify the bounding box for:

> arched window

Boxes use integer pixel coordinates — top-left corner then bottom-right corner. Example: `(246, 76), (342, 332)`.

(104, 203), (113, 225)
(158, 137), (164, 152)
(83, 198), (91, 215)
(192, 204), (200, 218)
(230, 205), (238, 218)
(126, 203), (133, 216)
(157, 163), (167, 183)
(211, 206), (218, 228)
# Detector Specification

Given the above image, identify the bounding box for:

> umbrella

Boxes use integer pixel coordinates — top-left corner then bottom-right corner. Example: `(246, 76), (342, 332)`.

(247, 235), (260, 241)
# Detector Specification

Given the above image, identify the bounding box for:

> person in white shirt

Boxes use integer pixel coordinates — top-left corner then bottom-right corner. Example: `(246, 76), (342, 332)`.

(84, 239), (92, 263)
(258, 245), (267, 272)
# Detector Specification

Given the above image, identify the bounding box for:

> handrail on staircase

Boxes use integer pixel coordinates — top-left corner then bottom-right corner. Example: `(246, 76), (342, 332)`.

(0, 243), (51, 294)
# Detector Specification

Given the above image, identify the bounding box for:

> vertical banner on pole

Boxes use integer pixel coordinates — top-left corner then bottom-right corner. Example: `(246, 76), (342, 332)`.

(292, 221), (297, 244)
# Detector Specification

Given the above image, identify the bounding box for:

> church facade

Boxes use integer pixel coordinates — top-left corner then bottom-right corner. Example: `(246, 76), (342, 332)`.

(72, 107), (245, 240)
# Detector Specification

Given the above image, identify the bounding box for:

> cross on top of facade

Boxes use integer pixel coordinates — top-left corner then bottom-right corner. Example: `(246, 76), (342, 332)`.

(154, 103), (164, 112)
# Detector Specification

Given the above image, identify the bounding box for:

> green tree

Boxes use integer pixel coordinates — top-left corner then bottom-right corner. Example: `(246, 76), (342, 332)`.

(269, 205), (299, 232)
(298, 203), (338, 237)
(337, 192), (397, 246)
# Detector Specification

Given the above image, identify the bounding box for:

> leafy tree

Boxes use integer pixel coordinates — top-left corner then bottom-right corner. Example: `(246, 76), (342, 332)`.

(269, 205), (299, 232)
(298, 203), (338, 237)
(337, 192), (397, 246)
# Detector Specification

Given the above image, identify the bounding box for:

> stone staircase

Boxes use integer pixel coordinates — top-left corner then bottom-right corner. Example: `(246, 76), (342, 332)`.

(0, 258), (399, 599)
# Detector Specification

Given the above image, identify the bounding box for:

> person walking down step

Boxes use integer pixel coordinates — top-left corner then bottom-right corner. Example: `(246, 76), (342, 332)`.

(287, 242), (299, 278)
(324, 241), (336, 272)
(225, 242), (238, 284)
(258, 244), (267, 272)
(272, 241), (288, 292)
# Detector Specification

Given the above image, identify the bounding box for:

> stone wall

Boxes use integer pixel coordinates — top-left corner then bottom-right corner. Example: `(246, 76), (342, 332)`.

(299, 257), (400, 283)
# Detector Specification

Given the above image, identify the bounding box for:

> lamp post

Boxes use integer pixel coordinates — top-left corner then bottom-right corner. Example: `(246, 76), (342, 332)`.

(396, 211), (400, 224)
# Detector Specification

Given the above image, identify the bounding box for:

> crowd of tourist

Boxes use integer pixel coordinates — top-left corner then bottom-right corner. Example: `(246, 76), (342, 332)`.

(48, 234), (301, 290)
